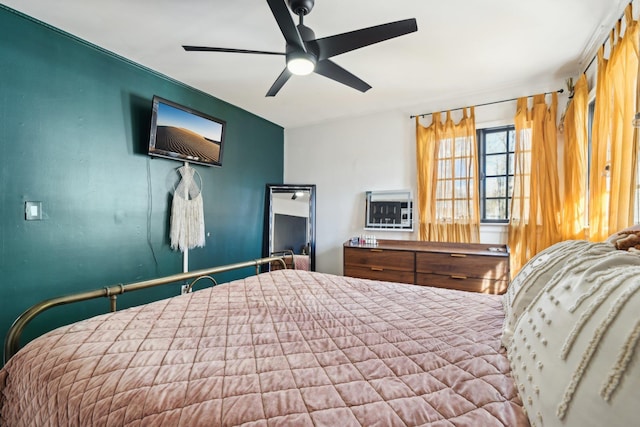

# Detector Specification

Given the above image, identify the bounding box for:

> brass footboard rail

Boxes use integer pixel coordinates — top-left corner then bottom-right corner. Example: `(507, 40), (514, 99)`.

(4, 256), (286, 364)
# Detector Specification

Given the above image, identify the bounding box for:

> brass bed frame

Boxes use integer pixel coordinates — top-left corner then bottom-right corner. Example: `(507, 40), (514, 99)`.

(3, 256), (286, 364)
(270, 249), (296, 269)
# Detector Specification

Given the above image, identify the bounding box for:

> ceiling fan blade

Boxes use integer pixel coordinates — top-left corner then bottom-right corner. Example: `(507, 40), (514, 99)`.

(183, 46), (285, 56)
(266, 68), (293, 97)
(312, 18), (417, 61)
(314, 59), (371, 93)
(266, 0), (306, 52)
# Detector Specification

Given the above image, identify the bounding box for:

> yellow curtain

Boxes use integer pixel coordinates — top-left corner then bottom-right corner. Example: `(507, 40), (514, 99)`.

(509, 93), (562, 276)
(589, 5), (639, 240)
(416, 108), (480, 243)
(589, 47), (611, 240)
(561, 74), (589, 240)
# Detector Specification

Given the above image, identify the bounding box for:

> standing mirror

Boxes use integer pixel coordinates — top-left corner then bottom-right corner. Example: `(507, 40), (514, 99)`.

(263, 184), (316, 271)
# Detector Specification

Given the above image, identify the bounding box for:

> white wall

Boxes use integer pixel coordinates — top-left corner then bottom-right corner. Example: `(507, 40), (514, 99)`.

(285, 110), (413, 274)
(284, 96), (566, 274)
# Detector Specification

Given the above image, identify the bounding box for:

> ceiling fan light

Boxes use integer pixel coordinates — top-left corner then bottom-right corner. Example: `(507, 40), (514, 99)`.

(287, 53), (316, 75)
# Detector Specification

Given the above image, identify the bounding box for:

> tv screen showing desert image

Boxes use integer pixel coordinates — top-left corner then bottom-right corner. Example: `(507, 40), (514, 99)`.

(149, 97), (225, 167)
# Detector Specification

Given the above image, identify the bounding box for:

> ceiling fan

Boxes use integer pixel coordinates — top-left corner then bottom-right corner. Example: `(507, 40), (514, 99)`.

(183, 0), (418, 97)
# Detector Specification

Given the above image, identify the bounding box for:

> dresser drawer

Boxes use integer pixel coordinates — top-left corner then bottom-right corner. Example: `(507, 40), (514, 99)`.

(415, 252), (508, 281)
(344, 247), (414, 271)
(343, 240), (509, 294)
(344, 265), (415, 284)
(416, 273), (509, 294)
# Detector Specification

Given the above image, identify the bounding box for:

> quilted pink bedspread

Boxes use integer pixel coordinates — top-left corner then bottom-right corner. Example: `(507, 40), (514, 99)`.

(0, 270), (528, 426)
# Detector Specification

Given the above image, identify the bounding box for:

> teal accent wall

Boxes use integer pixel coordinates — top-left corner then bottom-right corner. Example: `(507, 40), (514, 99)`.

(0, 6), (284, 358)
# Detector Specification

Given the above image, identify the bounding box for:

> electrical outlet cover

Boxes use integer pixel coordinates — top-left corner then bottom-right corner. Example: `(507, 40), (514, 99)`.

(25, 201), (43, 220)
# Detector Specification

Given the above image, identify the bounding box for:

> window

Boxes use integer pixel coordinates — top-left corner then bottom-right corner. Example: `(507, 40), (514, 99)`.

(434, 136), (476, 222)
(478, 126), (515, 222)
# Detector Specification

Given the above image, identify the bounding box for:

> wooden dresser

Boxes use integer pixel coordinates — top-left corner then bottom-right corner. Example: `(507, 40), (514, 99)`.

(343, 239), (509, 294)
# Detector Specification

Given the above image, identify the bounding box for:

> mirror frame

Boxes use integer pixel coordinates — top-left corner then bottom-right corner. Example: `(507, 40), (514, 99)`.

(262, 184), (316, 271)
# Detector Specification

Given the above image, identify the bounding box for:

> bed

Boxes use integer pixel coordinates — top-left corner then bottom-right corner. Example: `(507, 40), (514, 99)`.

(2, 235), (639, 426)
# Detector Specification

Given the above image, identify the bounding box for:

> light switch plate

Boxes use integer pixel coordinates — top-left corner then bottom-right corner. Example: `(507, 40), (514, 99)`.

(25, 201), (43, 220)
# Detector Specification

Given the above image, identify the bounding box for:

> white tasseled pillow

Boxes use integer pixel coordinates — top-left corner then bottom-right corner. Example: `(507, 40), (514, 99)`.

(501, 240), (614, 348)
(508, 249), (640, 427)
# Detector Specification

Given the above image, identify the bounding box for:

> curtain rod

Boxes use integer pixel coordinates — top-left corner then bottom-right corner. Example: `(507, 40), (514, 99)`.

(409, 89), (564, 119)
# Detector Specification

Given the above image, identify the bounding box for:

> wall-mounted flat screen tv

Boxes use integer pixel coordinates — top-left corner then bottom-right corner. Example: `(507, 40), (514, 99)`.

(148, 96), (226, 167)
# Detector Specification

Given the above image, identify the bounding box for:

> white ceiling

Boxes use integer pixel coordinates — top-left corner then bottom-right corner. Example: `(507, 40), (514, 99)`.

(2, 0), (627, 128)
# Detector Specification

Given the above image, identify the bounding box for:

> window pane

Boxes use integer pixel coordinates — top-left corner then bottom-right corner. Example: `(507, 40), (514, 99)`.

(455, 200), (470, 218)
(508, 130), (515, 151)
(485, 199), (506, 220)
(436, 200), (452, 220)
(486, 176), (507, 198)
(454, 179), (467, 198)
(485, 153), (506, 176)
(437, 179), (452, 199)
(436, 180), (444, 199)
(455, 158), (468, 176)
(485, 132), (507, 154)
(438, 159), (450, 178)
(454, 138), (469, 156)
(508, 153), (514, 174)
(439, 139), (452, 157)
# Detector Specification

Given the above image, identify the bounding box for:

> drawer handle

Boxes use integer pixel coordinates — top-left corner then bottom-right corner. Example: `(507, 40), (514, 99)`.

(451, 275), (467, 280)
(370, 249), (383, 252)
(371, 267), (384, 271)
(450, 253), (467, 258)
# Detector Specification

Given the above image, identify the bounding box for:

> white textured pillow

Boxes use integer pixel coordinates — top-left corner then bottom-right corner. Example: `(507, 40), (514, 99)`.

(501, 240), (614, 348)
(508, 249), (640, 427)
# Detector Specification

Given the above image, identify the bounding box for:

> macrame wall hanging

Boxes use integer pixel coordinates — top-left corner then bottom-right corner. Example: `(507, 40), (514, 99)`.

(170, 163), (205, 252)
